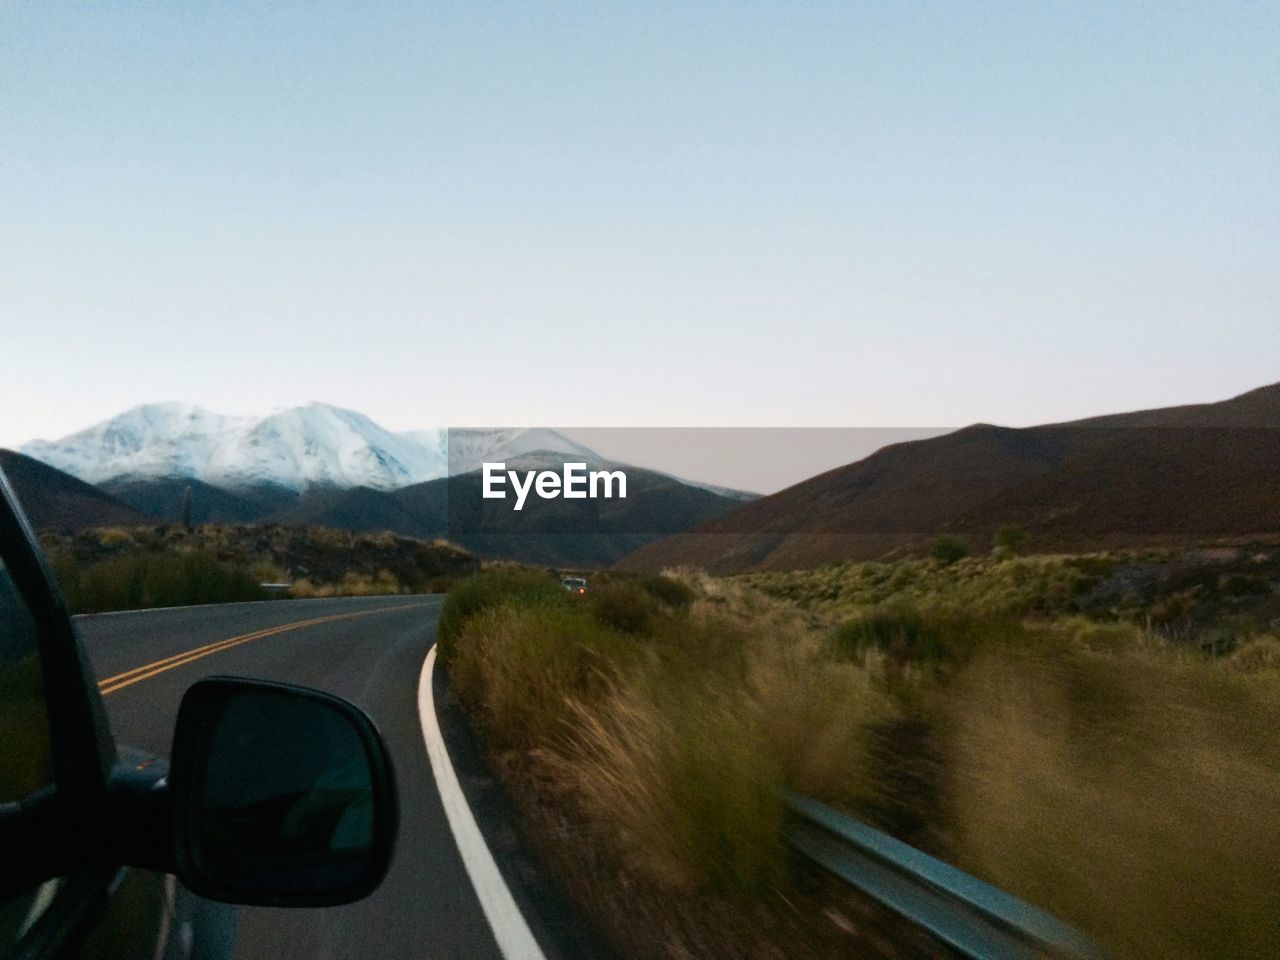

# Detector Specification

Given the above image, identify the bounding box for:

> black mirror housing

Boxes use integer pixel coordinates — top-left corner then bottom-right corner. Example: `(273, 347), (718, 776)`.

(167, 677), (398, 907)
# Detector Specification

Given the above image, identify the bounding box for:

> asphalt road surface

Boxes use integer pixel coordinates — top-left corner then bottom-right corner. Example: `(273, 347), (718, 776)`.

(77, 595), (588, 960)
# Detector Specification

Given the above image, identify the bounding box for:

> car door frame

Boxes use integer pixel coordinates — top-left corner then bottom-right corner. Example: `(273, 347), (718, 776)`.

(0, 468), (139, 960)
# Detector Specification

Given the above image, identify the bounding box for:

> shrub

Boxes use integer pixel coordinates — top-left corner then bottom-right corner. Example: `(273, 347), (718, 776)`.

(564, 675), (787, 892)
(751, 642), (897, 808)
(1228, 635), (1280, 673)
(945, 638), (1280, 960)
(437, 568), (565, 661)
(589, 582), (658, 634)
(993, 524), (1027, 555)
(637, 574), (696, 609)
(1219, 573), (1270, 597)
(441, 554), (1280, 957)
(52, 551), (266, 614)
(559, 628), (899, 893)
(930, 535), (970, 565)
(828, 606), (1013, 666)
(449, 602), (631, 748)
(96, 527), (131, 548)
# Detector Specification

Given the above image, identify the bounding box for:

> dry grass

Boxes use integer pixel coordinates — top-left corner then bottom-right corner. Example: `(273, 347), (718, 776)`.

(560, 631), (895, 896)
(562, 676), (787, 892)
(49, 549), (267, 612)
(448, 602), (633, 749)
(743, 547), (1280, 649)
(442, 562), (1280, 960)
(944, 635), (1280, 960)
(288, 569), (403, 598)
(445, 570), (896, 896)
(1228, 634), (1280, 674)
(41, 522), (479, 611)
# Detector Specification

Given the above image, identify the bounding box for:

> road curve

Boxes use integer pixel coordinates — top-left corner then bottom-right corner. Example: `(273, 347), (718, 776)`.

(75, 595), (587, 960)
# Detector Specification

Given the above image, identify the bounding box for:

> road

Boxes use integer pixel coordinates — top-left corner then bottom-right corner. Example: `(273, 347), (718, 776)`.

(77, 595), (591, 960)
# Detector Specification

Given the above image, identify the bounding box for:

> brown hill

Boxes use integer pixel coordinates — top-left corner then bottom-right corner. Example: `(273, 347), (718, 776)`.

(0, 449), (153, 530)
(618, 383), (1280, 574)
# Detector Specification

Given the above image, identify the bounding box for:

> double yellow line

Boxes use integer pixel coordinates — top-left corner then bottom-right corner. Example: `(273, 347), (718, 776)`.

(98, 603), (424, 697)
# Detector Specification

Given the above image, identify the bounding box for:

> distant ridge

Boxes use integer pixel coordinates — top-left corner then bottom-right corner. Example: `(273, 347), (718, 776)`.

(1065, 381), (1280, 428)
(3, 443), (749, 568)
(617, 381), (1280, 574)
(0, 450), (153, 530)
(13, 403), (758, 566)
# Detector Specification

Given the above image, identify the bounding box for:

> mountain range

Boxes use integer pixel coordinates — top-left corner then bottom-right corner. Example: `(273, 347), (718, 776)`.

(20, 403), (607, 492)
(9, 385), (1278, 572)
(619, 382), (1280, 573)
(10, 403), (754, 566)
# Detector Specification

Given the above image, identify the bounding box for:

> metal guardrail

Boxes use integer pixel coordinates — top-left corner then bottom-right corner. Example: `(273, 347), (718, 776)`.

(784, 793), (1111, 960)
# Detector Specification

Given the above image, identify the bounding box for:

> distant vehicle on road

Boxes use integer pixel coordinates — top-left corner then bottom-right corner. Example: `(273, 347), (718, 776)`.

(0, 464), (398, 959)
(562, 577), (588, 595)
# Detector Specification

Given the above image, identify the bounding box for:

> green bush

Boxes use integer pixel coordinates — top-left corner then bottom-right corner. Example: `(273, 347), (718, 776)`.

(828, 606), (1017, 666)
(636, 574), (696, 609)
(745, 553), (1118, 620)
(567, 674), (788, 893)
(51, 551), (265, 614)
(589, 582), (658, 634)
(994, 524), (1028, 555)
(1219, 573), (1270, 597)
(448, 601), (631, 748)
(437, 568), (565, 661)
(930, 535), (970, 565)
(946, 636), (1280, 960)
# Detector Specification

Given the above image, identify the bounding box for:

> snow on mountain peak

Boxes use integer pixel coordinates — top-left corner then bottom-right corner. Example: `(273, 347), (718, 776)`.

(20, 404), (601, 493)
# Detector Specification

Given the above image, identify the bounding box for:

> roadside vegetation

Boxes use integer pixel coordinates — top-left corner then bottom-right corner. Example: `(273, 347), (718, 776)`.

(440, 547), (1280, 960)
(42, 523), (479, 613)
(50, 549), (268, 613)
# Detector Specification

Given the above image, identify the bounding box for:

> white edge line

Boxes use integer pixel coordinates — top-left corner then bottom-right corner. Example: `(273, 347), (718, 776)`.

(418, 644), (547, 960)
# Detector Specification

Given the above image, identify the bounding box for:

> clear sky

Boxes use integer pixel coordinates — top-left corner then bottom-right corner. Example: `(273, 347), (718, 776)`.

(2, 2), (1277, 450)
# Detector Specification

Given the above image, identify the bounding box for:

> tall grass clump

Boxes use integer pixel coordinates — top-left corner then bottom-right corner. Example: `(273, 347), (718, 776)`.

(929, 535), (969, 565)
(747, 635), (898, 809)
(1228, 634), (1280, 674)
(439, 548), (1280, 959)
(827, 605), (1015, 666)
(556, 630), (896, 893)
(448, 601), (633, 748)
(445, 568), (898, 895)
(51, 550), (266, 613)
(943, 636), (1280, 960)
(436, 568), (566, 661)
(589, 581), (659, 634)
(564, 673), (787, 892)
(744, 553), (1118, 619)
(289, 569), (402, 599)
(636, 573), (696, 609)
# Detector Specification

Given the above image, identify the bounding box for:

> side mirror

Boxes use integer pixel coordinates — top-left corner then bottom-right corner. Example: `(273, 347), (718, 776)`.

(167, 677), (398, 907)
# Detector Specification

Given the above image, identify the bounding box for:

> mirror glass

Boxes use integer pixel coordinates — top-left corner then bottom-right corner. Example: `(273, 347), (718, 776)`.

(186, 685), (376, 896)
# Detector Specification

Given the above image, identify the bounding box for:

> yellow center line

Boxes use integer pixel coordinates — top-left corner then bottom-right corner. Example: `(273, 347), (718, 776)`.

(98, 602), (427, 696)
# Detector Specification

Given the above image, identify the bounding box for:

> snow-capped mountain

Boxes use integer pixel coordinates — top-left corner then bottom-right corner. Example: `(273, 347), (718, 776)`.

(21, 403), (603, 493)
(438, 428), (601, 475)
